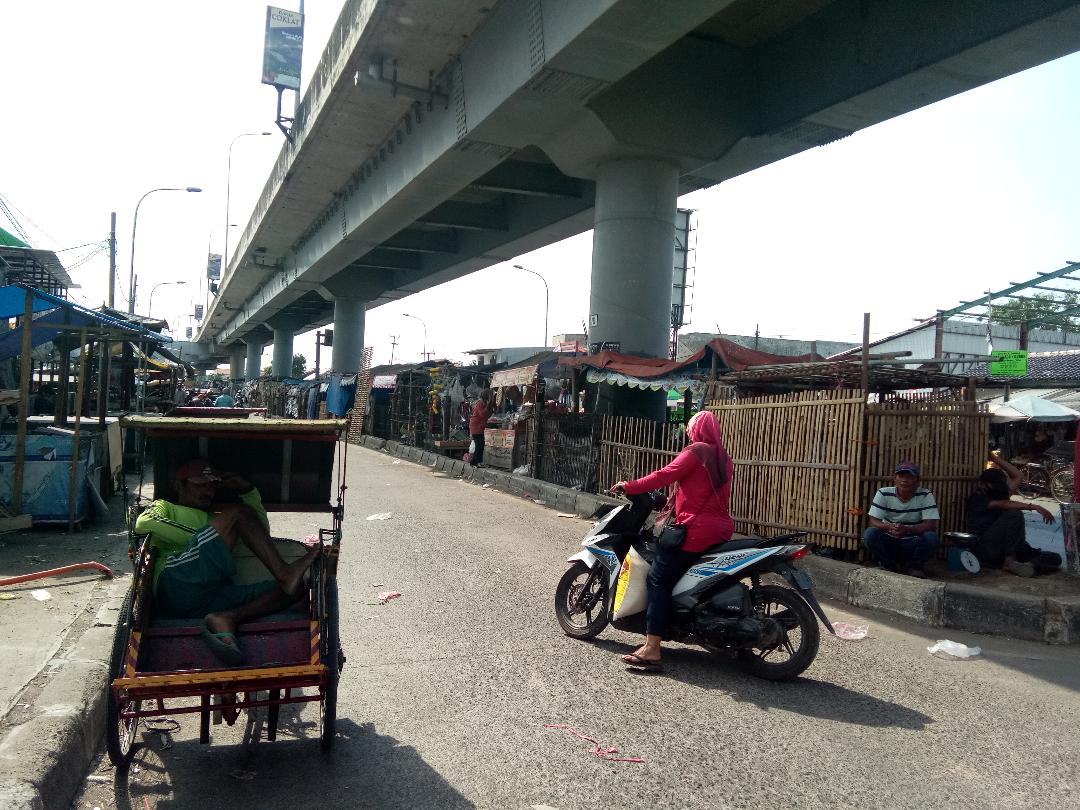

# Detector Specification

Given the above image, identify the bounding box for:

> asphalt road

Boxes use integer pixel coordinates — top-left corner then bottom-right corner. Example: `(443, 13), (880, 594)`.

(75, 445), (1080, 810)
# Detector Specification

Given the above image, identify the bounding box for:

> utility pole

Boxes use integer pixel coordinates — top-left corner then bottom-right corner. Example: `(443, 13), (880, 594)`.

(99, 213), (116, 424)
(389, 335), (398, 365)
(107, 212), (116, 308)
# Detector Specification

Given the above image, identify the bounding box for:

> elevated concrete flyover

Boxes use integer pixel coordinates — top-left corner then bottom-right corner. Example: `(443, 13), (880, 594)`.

(199, 0), (1080, 374)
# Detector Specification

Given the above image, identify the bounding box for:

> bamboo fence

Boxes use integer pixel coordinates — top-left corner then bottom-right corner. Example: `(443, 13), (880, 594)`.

(862, 391), (989, 538)
(708, 390), (866, 549)
(597, 415), (687, 494)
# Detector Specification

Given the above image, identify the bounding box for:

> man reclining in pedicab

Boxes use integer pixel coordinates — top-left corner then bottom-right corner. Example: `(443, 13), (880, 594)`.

(135, 460), (318, 666)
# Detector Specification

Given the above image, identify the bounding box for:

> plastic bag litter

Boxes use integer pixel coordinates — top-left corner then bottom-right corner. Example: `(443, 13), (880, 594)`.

(513, 465), (530, 475)
(832, 622), (869, 640)
(377, 591), (402, 604)
(928, 639), (982, 658)
(30, 589), (51, 602)
(366, 512), (392, 521)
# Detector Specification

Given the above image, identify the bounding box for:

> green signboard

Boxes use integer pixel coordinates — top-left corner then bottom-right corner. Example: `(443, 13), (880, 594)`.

(990, 350), (1028, 377)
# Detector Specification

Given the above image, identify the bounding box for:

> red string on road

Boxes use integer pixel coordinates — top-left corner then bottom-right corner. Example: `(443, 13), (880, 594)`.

(543, 723), (645, 763)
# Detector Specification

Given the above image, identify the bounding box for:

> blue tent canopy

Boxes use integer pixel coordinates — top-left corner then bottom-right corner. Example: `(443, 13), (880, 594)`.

(0, 283), (170, 361)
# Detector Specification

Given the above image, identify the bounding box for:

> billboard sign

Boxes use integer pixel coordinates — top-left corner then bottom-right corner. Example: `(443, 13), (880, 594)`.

(194, 304), (204, 320)
(207, 253), (222, 280)
(262, 6), (304, 91)
(185, 326), (193, 339)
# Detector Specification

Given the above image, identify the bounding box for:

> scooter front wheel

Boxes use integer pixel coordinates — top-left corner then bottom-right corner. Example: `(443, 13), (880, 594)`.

(555, 562), (610, 639)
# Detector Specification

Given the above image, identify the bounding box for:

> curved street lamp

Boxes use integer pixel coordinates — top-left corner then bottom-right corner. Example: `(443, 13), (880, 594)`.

(128, 186), (202, 313)
(401, 312), (427, 360)
(148, 280), (186, 319)
(513, 264), (549, 347)
(224, 131), (273, 272)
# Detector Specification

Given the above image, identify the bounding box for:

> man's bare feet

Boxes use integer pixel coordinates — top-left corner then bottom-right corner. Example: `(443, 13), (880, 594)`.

(281, 546), (320, 596)
(205, 611), (237, 637)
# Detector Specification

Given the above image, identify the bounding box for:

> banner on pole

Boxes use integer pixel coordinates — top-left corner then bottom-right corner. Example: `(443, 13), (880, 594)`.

(262, 6), (304, 91)
(194, 304), (204, 320)
(207, 253), (222, 280)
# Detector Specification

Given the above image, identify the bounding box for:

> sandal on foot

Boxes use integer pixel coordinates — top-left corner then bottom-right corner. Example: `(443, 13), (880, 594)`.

(201, 620), (244, 666)
(622, 653), (662, 670)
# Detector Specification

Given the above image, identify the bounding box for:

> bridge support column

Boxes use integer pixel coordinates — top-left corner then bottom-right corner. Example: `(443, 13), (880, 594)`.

(588, 158), (678, 358)
(245, 340), (263, 380)
(228, 346), (245, 380)
(272, 328), (294, 377)
(331, 297), (365, 374)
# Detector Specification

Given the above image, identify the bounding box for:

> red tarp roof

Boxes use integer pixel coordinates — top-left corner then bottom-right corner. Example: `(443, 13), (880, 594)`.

(558, 337), (822, 379)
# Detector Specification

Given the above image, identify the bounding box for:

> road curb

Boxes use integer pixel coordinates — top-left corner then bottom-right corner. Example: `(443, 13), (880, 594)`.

(0, 579), (127, 810)
(797, 554), (1078, 643)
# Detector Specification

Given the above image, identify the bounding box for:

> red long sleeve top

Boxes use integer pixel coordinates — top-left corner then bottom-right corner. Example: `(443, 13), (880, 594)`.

(469, 399), (495, 434)
(623, 447), (735, 552)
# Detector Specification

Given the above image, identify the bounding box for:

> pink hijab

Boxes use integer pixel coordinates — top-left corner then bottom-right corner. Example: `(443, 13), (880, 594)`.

(686, 410), (730, 490)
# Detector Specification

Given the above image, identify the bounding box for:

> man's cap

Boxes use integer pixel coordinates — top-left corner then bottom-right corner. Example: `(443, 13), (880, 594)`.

(895, 460), (921, 477)
(175, 460), (221, 484)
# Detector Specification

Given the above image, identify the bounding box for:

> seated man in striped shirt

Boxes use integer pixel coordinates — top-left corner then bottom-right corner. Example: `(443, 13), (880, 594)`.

(863, 460), (941, 578)
(135, 460), (318, 665)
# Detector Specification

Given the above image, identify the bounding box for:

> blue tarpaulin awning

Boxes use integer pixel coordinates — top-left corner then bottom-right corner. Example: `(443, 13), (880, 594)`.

(0, 283), (169, 360)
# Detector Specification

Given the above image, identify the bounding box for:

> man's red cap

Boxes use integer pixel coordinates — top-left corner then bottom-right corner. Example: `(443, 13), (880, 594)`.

(175, 460), (221, 484)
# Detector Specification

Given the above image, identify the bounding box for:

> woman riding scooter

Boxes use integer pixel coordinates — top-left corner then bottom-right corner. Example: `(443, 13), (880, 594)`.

(612, 409), (734, 670)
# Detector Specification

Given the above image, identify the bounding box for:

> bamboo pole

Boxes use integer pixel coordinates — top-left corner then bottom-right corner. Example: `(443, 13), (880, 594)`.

(68, 328), (88, 531)
(13, 287), (34, 514)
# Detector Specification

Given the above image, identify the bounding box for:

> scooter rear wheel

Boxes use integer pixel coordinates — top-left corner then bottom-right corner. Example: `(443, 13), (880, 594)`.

(737, 585), (820, 681)
(555, 562), (610, 639)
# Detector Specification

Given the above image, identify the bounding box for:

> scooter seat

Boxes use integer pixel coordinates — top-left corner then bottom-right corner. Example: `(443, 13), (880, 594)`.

(701, 537), (767, 555)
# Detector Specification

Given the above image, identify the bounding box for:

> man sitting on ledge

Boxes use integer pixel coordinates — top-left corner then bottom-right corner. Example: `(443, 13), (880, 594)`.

(863, 460), (940, 578)
(135, 460), (318, 665)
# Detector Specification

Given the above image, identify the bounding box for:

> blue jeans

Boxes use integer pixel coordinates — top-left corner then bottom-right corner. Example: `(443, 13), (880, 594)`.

(646, 545), (698, 637)
(863, 527), (940, 572)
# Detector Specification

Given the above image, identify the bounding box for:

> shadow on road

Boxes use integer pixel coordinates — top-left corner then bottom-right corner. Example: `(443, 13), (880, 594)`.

(109, 719), (474, 810)
(587, 637), (932, 730)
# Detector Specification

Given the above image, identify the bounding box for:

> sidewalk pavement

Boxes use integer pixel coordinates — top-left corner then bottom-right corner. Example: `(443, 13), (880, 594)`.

(0, 487), (132, 809)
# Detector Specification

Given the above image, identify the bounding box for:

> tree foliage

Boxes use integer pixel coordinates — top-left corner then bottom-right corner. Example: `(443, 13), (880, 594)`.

(993, 292), (1080, 331)
(292, 353), (307, 377)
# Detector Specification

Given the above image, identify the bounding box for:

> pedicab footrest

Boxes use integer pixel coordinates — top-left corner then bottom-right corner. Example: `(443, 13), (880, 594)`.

(113, 663), (326, 693)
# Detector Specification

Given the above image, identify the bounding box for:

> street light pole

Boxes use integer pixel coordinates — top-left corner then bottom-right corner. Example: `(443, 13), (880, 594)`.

(402, 313), (427, 360)
(128, 186), (202, 313)
(224, 132), (273, 273)
(148, 280), (186, 319)
(513, 264), (549, 347)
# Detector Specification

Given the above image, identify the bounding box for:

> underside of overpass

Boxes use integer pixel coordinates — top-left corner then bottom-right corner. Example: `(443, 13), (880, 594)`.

(199, 0), (1080, 372)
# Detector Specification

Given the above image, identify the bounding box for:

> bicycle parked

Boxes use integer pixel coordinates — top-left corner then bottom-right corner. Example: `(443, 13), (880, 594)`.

(1017, 441), (1075, 504)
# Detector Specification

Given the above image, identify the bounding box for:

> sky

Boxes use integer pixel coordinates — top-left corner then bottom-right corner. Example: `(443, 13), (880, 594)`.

(4, 2), (1080, 370)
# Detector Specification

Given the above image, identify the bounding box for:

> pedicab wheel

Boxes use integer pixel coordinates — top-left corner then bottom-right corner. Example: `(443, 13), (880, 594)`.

(106, 588), (141, 767)
(737, 585), (820, 682)
(319, 576), (340, 752)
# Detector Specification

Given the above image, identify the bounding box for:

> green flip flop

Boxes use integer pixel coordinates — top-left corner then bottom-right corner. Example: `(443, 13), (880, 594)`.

(200, 621), (244, 666)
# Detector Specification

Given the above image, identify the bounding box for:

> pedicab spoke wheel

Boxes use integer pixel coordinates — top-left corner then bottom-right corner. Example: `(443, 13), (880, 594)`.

(106, 588), (140, 767)
(318, 573), (340, 752)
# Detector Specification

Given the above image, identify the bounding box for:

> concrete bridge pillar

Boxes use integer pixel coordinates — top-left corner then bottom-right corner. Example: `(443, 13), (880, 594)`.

(227, 346), (245, 380)
(272, 328), (294, 377)
(245, 340), (263, 380)
(331, 296), (365, 374)
(588, 158), (679, 358)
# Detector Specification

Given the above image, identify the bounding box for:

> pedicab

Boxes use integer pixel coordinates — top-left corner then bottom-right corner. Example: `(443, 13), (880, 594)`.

(106, 415), (348, 766)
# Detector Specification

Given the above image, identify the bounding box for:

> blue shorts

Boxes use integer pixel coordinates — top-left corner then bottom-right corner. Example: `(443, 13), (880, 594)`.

(156, 526), (277, 617)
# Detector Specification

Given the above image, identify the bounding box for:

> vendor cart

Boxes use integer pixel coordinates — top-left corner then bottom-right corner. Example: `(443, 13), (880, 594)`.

(106, 415), (348, 765)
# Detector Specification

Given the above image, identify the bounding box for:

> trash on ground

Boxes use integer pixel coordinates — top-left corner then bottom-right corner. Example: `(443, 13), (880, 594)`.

(533, 500), (546, 506)
(377, 590), (402, 604)
(482, 483), (491, 489)
(543, 723), (644, 763)
(85, 774), (110, 783)
(832, 622), (869, 640)
(372, 582), (385, 587)
(556, 513), (576, 518)
(302, 534), (319, 546)
(392, 460), (402, 465)
(928, 639), (982, 658)
(228, 768), (257, 781)
(366, 512), (393, 521)
(513, 465), (530, 475)
(0, 594), (17, 601)
(30, 589), (51, 601)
